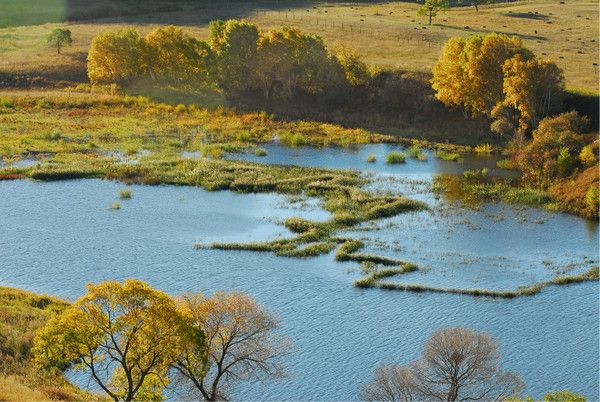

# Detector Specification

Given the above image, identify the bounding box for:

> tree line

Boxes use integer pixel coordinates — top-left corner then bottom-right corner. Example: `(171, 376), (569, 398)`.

(87, 21), (370, 102)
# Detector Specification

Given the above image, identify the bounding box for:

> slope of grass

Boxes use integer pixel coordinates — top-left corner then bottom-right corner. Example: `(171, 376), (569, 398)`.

(0, 0), (597, 91)
(0, 287), (97, 401)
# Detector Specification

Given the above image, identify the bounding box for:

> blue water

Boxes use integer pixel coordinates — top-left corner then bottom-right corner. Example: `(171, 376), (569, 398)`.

(1, 144), (598, 400)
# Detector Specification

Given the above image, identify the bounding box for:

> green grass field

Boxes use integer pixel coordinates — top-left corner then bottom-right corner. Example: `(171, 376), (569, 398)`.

(0, 0), (597, 91)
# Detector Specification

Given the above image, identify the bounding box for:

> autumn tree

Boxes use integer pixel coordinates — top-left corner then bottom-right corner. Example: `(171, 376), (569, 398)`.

(144, 26), (214, 84)
(47, 28), (72, 54)
(501, 55), (565, 133)
(33, 279), (198, 401)
(172, 291), (291, 401)
(87, 29), (145, 85)
(417, 0), (449, 25)
(255, 28), (298, 99)
(209, 19), (260, 94)
(432, 33), (533, 116)
(360, 327), (524, 402)
(335, 46), (373, 88)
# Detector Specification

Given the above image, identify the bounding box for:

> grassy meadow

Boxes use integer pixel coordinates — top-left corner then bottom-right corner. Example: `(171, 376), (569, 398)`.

(0, 0), (597, 91)
(0, 287), (97, 401)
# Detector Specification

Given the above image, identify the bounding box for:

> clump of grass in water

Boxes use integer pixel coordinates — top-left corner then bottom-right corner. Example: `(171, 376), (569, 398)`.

(386, 151), (406, 164)
(496, 159), (514, 170)
(435, 150), (463, 162)
(254, 148), (267, 157)
(279, 131), (307, 147)
(354, 261), (419, 288)
(119, 187), (132, 199)
(366, 154), (377, 163)
(463, 168), (488, 181)
(473, 143), (493, 154)
(407, 145), (427, 161)
(109, 202), (121, 210)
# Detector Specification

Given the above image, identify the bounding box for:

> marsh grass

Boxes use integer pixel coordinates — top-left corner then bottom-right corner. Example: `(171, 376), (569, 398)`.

(366, 154), (377, 163)
(386, 151), (406, 164)
(496, 159), (514, 170)
(109, 202), (121, 210)
(354, 262), (419, 288)
(254, 148), (268, 157)
(372, 267), (599, 298)
(473, 143), (493, 154)
(407, 145), (427, 161)
(435, 150), (463, 162)
(24, 152), (425, 267)
(433, 174), (553, 209)
(119, 187), (132, 199)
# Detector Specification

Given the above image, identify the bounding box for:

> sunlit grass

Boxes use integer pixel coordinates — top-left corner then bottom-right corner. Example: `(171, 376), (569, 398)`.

(386, 151), (406, 164)
(119, 187), (132, 199)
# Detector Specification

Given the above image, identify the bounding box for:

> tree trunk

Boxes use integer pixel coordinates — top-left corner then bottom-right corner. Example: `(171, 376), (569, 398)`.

(447, 380), (459, 402)
(429, 9), (433, 25)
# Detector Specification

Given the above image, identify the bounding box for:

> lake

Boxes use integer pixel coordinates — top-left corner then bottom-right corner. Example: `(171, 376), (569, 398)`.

(1, 143), (598, 400)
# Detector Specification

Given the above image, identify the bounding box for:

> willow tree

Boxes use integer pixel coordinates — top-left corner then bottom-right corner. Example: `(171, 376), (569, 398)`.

(502, 55), (565, 133)
(33, 279), (200, 401)
(209, 19), (260, 94)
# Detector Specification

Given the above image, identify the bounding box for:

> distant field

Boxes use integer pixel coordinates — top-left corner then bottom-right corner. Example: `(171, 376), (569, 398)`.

(0, 0), (597, 91)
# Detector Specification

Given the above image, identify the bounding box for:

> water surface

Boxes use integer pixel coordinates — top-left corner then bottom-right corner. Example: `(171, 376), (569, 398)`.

(1, 144), (598, 400)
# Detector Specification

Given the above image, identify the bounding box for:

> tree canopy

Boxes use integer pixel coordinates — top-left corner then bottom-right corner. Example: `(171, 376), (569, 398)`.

(33, 279), (200, 401)
(360, 327), (524, 402)
(46, 28), (72, 54)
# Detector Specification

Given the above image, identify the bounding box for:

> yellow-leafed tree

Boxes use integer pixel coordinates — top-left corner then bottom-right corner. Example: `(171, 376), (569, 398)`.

(33, 279), (202, 401)
(87, 29), (145, 85)
(144, 26), (214, 84)
(502, 55), (565, 133)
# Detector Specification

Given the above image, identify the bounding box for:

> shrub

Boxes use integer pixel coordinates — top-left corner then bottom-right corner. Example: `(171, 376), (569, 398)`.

(514, 112), (588, 185)
(579, 143), (598, 166)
